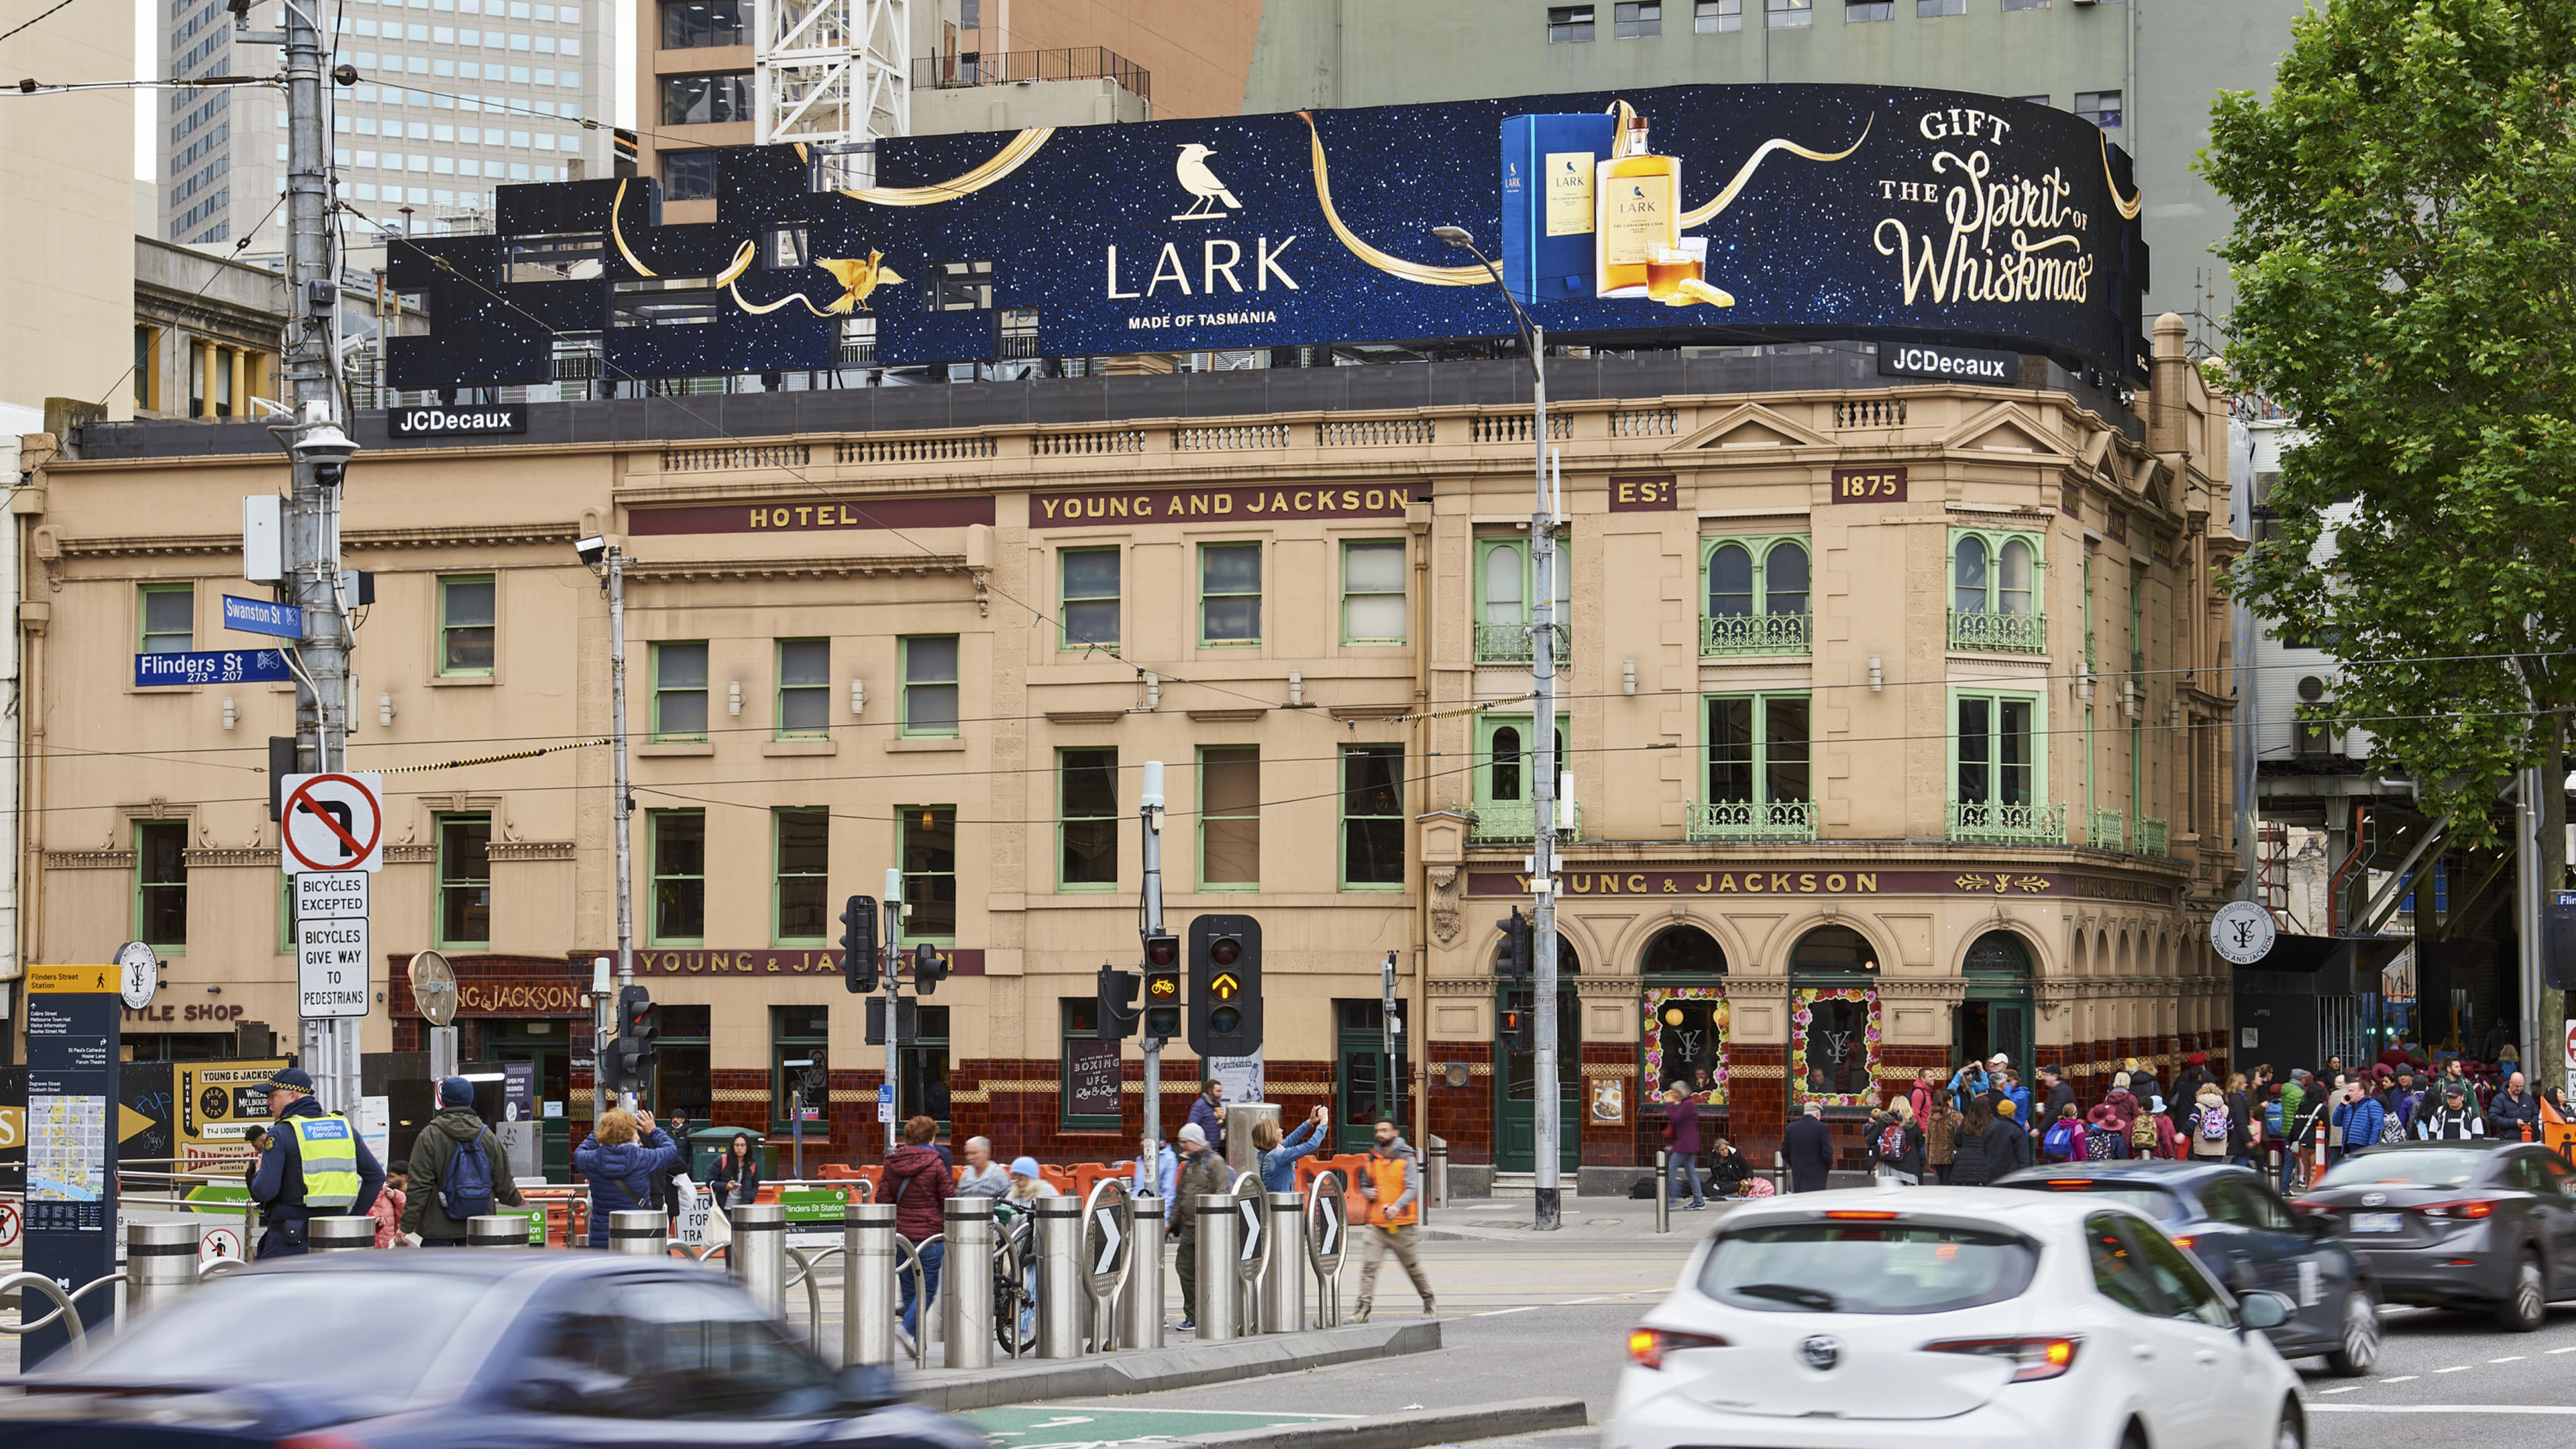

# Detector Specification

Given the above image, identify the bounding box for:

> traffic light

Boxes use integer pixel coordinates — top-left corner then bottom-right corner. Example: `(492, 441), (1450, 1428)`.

(1500, 1004), (1533, 1053)
(912, 941), (946, 995)
(1141, 932), (1182, 1041)
(1097, 965), (1139, 1042)
(1187, 914), (1262, 1057)
(614, 985), (657, 1094)
(1495, 910), (1532, 978)
(841, 895), (879, 994)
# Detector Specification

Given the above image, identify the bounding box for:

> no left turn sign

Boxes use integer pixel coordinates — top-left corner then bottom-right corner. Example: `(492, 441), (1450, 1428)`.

(280, 773), (385, 873)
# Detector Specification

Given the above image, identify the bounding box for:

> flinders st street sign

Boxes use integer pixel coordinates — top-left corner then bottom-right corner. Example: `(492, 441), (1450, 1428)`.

(386, 83), (2149, 392)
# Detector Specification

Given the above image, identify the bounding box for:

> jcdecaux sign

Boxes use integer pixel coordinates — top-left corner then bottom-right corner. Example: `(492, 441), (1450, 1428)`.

(387, 83), (2148, 392)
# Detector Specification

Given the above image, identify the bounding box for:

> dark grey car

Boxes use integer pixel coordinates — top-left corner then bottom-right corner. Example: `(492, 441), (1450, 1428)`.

(2292, 1140), (2576, 1331)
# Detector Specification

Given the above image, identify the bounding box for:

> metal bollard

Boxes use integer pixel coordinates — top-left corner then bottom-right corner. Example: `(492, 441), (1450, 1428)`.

(468, 1214), (528, 1248)
(309, 1216), (377, 1253)
(608, 1210), (667, 1257)
(942, 1197), (995, 1370)
(1655, 1149), (1671, 1234)
(1122, 1194), (1165, 1350)
(125, 1222), (199, 1314)
(1260, 1191), (1305, 1334)
(1427, 1137), (1448, 1214)
(844, 1201), (896, 1366)
(1032, 1195), (1082, 1360)
(730, 1203), (787, 1315)
(1193, 1192), (1240, 1342)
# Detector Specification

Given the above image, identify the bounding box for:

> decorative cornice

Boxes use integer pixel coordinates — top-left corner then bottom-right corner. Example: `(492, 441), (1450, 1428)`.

(488, 840), (576, 862)
(57, 523), (580, 559)
(43, 850), (133, 870)
(384, 843), (435, 863)
(1185, 709), (1267, 723)
(628, 554), (967, 584)
(182, 847), (280, 868)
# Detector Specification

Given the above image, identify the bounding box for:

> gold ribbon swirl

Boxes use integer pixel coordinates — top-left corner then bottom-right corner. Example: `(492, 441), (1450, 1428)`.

(841, 127), (1056, 206)
(1678, 114), (1874, 228)
(2100, 133), (2143, 220)
(1296, 111), (1491, 286)
(610, 176), (657, 278)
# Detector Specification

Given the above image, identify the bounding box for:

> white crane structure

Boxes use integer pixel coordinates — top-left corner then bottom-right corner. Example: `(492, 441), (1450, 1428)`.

(753, 0), (910, 184)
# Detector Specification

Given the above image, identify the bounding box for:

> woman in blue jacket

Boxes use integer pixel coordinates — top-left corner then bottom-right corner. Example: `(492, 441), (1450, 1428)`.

(1256, 1106), (1332, 1193)
(574, 1106), (683, 1246)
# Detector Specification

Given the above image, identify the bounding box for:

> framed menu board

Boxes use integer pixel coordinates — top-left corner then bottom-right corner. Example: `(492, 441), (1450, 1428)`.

(1063, 1037), (1124, 1130)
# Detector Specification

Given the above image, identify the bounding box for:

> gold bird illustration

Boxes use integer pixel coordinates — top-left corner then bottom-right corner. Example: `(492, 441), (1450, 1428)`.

(816, 251), (906, 312)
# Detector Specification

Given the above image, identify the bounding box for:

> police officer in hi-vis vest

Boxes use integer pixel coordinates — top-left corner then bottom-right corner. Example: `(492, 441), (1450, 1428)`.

(247, 1067), (386, 1258)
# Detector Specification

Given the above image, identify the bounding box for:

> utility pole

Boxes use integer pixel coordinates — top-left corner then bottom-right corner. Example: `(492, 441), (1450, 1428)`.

(254, 0), (360, 1112)
(1525, 323), (1562, 1232)
(882, 866), (903, 1152)
(1140, 761), (1167, 1172)
(609, 544), (634, 1096)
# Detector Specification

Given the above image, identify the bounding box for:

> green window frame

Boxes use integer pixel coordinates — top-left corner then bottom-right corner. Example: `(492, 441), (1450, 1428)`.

(1701, 535), (1811, 656)
(770, 1004), (829, 1134)
(1199, 542), (1263, 645)
(1694, 693), (1815, 840)
(438, 574), (496, 676)
(278, 871), (297, 955)
(1341, 539), (1407, 645)
(139, 583), (195, 655)
(773, 807), (828, 944)
(1061, 547), (1120, 651)
(435, 812), (492, 948)
(649, 808), (708, 943)
(1198, 746), (1260, 890)
(899, 635), (959, 737)
(652, 641), (710, 741)
(899, 806), (957, 943)
(1472, 535), (1570, 664)
(776, 638), (830, 739)
(1340, 745), (1405, 890)
(1949, 688), (2065, 843)
(1949, 527), (2047, 653)
(1059, 748), (1118, 890)
(1470, 714), (1572, 842)
(135, 818), (188, 951)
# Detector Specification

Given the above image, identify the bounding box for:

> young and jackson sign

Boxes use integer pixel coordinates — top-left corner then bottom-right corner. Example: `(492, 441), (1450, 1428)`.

(386, 83), (2147, 392)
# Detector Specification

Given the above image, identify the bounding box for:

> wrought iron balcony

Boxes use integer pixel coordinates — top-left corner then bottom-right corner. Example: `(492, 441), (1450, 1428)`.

(1945, 800), (2070, 845)
(1473, 621), (1568, 667)
(1948, 607), (2048, 654)
(2136, 816), (2169, 858)
(1701, 611), (1811, 658)
(2088, 807), (2126, 851)
(1688, 799), (1818, 843)
(1467, 800), (1582, 845)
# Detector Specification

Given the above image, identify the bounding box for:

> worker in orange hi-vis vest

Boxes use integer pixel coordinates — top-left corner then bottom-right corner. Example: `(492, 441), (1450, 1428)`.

(1352, 1116), (1434, 1324)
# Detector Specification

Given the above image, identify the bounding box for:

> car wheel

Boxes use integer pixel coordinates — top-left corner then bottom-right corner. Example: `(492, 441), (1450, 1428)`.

(2273, 1397), (2307, 1449)
(2323, 1287), (2379, 1376)
(2497, 1250), (2548, 1333)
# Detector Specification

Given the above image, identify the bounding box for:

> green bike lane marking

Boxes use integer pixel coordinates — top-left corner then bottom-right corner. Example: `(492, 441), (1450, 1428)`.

(967, 1405), (1351, 1448)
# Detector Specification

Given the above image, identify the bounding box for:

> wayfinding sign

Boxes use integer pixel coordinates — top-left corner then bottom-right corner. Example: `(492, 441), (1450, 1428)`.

(222, 594), (304, 639)
(133, 649), (292, 688)
(279, 772), (385, 874)
(24, 965), (119, 1366)
(294, 873), (371, 1017)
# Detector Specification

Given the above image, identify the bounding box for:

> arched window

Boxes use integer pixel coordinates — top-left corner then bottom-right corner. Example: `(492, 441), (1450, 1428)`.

(1490, 725), (1523, 802)
(1966, 930), (2033, 976)
(1707, 543), (1752, 617)
(1765, 541), (1809, 617)
(1953, 535), (1989, 613)
(1792, 924), (1878, 973)
(1642, 925), (1727, 974)
(1482, 542), (1523, 625)
(1998, 539), (2034, 616)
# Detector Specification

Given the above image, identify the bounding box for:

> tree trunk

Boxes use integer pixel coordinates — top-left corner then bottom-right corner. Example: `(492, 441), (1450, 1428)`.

(2543, 712), (2566, 1097)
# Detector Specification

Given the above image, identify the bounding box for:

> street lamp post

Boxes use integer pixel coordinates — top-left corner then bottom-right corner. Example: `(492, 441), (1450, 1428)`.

(1435, 227), (1562, 1231)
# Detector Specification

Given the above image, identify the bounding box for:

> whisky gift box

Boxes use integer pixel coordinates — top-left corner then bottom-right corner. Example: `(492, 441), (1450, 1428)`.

(1501, 112), (1618, 305)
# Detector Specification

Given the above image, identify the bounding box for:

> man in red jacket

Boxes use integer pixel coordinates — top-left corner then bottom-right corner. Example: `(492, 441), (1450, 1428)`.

(883, 1115), (953, 1338)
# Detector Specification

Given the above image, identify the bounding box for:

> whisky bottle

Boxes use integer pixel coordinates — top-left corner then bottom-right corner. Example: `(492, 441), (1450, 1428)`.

(1595, 113), (1679, 298)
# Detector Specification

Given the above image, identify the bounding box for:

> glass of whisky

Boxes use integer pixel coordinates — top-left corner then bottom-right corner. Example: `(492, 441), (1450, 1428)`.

(1647, 238), (1709, 304)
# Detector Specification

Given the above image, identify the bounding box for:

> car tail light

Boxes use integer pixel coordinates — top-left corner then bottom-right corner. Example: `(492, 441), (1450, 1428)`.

(2420, 1199), (2496, 1220)
(2289, 1199), (2332, 1217)
(1925, 1336), (2083, 1382)
(1627, 1327), (1726, 1369)
(2170, 1234), (2196, 1250)
(1823, 1210), (1899, 1220)
(2045, 1179), (2096, 1189)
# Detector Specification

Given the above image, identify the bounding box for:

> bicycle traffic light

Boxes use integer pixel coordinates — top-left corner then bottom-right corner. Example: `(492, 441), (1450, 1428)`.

(1187, 914), (1262, 1057)
(1495, 910), (1532, 977)
(1140, 932), (1182, 1041)
(912, 941), (946, 995)
(1097, 965), (1139, 1042)
(841, 895), (879, 994)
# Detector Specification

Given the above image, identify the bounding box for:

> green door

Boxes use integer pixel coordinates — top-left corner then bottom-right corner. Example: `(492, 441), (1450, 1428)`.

(1495, 984), (1579, 1173)
(1334, 1000), (1409, 1152)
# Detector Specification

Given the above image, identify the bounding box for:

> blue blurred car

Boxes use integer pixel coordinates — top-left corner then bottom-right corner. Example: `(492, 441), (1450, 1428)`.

(0, 1252), (987, 1448)
(1994, 1159), (2380, 1376)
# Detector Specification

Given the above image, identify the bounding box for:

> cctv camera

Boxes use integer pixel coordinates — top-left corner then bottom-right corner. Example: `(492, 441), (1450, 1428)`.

(574, 535), (609, 566)
(289, 422), (360, 488)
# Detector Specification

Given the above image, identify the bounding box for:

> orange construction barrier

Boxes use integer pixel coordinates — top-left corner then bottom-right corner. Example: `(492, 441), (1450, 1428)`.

(819, 1163), (859, 1181)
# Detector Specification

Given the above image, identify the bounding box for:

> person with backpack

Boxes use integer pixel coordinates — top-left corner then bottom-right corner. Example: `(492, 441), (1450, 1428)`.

(401, 1075), (522, 1247)
(2417, 1082), (2485, 1140)
(2084, 1103), (2131, 1161)
(1871, 1099), (1924, 1185)
(246, 1067), (386, 1260)
(2039, 1102), (2085, 1165)
(884, 1115), (954, 1338)
(573, 1106), (682, 1246)
(2189, 1081), (2231, 1160)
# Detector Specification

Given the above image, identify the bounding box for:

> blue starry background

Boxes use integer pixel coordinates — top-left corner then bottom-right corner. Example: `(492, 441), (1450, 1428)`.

(386, 82), (2147, 390)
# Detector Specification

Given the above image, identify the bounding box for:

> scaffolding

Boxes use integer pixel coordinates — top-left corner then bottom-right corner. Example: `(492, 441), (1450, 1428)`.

(754, 0), (909, 183)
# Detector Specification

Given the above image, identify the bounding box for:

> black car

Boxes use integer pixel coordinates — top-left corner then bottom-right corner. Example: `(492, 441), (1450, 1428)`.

(2293, 1139), (2576, 1331)
(1994, 1158), (2380, 1375)
(0, 1252), (989, 1448)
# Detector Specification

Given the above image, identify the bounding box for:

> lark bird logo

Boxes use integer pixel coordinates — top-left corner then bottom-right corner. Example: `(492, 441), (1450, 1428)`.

(1171, 143), (1242, 221)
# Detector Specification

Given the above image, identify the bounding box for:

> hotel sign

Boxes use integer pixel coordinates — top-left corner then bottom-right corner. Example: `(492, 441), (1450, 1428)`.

(1464, 867), (2171, 904)
(1030, 482), (1428, 528)
(629, 494), (996, 537)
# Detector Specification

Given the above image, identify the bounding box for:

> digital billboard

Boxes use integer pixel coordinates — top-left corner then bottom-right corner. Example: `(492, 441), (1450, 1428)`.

(386, 83), (2147, 390)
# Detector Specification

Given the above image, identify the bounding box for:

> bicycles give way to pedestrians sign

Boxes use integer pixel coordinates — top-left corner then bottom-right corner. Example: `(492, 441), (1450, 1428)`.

(281, 773), (381, 1020)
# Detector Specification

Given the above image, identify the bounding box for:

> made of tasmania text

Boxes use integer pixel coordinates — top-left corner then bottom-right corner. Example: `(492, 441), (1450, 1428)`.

(1527, 871), (1879, 894)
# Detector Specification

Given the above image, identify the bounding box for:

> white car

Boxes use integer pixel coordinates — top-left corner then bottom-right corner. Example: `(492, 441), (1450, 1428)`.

(1605, 1186), (2307, 1449)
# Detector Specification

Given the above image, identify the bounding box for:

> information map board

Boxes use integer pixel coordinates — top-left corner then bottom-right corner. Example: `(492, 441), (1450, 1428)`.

(24, 966), (118, 1366)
